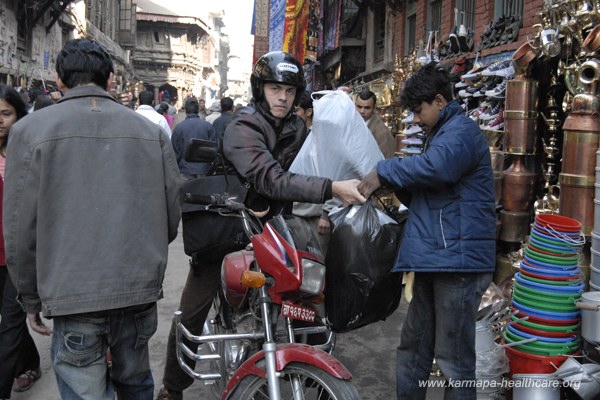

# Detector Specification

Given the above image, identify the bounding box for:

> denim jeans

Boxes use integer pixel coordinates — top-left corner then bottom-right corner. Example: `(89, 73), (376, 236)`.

(0, 268), (40, 398)
(50, 303), (158, 400)
(396, 272), (493, 400)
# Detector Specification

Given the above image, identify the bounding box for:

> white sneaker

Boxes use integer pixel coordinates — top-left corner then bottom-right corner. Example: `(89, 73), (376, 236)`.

(401, 137), (424, 146)
(401, 147), (422, 155)
(401, 112), (414, 124)
(403, 125), (423, 135)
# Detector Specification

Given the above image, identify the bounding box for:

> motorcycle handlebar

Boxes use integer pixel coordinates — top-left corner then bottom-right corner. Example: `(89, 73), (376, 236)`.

(183, 192), (245, 211)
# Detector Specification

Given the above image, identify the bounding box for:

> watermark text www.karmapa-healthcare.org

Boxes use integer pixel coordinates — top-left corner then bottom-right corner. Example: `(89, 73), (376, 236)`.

(419, 377), (581, 391)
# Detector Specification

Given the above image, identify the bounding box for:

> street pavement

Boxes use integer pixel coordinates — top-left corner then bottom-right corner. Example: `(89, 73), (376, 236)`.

(13, 227), (445, 400)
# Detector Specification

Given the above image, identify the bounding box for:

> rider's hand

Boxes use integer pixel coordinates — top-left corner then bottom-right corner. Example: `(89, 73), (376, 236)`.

(332, 179), (366, 205)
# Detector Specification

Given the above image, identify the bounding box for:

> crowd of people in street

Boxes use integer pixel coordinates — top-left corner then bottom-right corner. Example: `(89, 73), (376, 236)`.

(0, 37), (495, 400)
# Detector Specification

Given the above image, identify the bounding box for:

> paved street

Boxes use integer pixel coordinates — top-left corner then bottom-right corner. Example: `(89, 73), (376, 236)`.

(13, 227), (444, 400)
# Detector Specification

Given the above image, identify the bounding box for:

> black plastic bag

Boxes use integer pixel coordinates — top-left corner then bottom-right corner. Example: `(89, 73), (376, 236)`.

(325, 200), (406, 333)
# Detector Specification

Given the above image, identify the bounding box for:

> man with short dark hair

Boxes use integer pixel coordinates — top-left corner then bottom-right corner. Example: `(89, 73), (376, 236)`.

(358, 62), (495, 400)
(170, 97), (216, 178)
(211, 96), (234, 144)
(355, 89), (395, 159)
(136, 89), (172, 137)
(197, 98), (208, 118)
(4, 38), (181, 399)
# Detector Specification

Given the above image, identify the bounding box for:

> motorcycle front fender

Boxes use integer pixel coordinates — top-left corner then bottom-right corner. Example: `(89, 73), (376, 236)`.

(221, 343), (353, 399)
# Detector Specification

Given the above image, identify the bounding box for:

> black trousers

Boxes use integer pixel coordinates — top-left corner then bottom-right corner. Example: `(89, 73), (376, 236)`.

(0, 268), (40, 398)
(162, 260), (221, 392)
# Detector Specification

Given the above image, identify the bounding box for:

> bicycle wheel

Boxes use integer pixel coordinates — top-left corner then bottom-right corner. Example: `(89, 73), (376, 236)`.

(228, 361), (360, 399)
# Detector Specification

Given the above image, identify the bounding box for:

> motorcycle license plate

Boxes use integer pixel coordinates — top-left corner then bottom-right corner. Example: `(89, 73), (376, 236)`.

(282, 301), (315, 322)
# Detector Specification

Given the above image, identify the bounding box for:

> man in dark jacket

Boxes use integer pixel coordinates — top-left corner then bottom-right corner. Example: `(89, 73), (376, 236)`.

(358, 62), (496, 400)
(171, 97), (216, 178)
(211, 96), (234, 145)
(157, 51), (365, 400)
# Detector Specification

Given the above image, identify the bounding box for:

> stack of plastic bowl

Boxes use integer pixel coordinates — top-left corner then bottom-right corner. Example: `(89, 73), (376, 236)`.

(504, 214), (585, 375)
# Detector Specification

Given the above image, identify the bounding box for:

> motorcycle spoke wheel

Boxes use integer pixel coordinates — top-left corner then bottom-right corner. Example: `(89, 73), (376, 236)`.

(227, 362), (359, 400)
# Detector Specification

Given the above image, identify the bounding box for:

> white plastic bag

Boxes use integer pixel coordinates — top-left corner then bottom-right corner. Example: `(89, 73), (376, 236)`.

(289, 90), (383, 180)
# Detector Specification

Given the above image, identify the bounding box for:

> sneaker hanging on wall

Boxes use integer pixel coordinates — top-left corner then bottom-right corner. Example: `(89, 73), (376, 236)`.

(448, 8), (460, 54)
(459, 27), (475, 53)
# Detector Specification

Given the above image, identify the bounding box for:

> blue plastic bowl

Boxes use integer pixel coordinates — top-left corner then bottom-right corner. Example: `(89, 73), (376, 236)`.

(520, 261), (580, 277)
(523, 255), (578, 270)
(511, 299), (580, 320)
(528, 235), (580, 254)
(507, 324), (578, 343)
(530, 227), (585, 248)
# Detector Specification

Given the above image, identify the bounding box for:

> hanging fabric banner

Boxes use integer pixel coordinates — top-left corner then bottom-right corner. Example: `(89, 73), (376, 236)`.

(324, 0), (341, 51)
(269, 0), (286, 52)
(282, 0), (310, 62)
(305, 0), (320, 62)
(253, 0), (270, 64)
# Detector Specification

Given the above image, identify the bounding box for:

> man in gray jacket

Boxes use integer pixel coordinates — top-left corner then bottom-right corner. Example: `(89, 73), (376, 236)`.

(3, 39), (181, 399)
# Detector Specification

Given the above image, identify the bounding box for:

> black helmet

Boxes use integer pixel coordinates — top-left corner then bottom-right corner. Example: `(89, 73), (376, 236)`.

(250, 51), (306, 105)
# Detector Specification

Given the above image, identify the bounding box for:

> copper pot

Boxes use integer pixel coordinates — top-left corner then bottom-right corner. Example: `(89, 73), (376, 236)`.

(505, 78), (539, 111)
(561, 130), (600, 175)
(512, 41), (541, 70)
(503, 111), (538, 154)
(499, 210), (531, 243)
(559, 173), (595, 235)
(501, 155), (537, 212)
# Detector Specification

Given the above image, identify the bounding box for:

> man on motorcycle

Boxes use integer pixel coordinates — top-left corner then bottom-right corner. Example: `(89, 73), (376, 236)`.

(157, 51), (366, 400)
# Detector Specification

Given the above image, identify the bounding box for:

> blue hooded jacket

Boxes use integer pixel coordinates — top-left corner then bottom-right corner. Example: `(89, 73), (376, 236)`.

(377, 100), (496, 273)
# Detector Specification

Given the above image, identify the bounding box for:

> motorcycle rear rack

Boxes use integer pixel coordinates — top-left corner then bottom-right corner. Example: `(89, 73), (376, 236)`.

(174, 310), (335, 381)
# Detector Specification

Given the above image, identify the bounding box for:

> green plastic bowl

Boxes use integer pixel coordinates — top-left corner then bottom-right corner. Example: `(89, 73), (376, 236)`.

(524, 248), (579, 265)
(519, 273), (583, 287)
(513, 286), (580, 306)
(514, 282), (582, 300)
(503, 330), (580, 356)
(512, 292), (578, 312)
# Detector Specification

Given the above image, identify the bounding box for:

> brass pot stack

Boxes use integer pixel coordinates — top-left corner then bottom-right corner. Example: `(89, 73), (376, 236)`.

(498, 74), (539, 243)
(559, 59), (600, 236)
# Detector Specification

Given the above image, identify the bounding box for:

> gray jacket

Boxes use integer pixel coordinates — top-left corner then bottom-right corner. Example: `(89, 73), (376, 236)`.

(3, 85), (181, 317)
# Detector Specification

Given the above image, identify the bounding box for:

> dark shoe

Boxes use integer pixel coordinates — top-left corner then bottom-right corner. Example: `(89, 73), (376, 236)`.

(449, 26), (460, 54)
(13, 368), (41, 392)
(156, 386), (183, 400)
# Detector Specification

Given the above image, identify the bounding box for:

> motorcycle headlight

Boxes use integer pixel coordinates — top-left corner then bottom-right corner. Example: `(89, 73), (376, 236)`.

(300, 259), (326, 295)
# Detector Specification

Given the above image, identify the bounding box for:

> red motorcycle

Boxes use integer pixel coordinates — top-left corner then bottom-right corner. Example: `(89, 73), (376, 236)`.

(175, 192), (360, 400)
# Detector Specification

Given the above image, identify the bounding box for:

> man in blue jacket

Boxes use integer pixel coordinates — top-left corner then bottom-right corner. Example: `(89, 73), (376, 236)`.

(358, 62), (496, 400)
